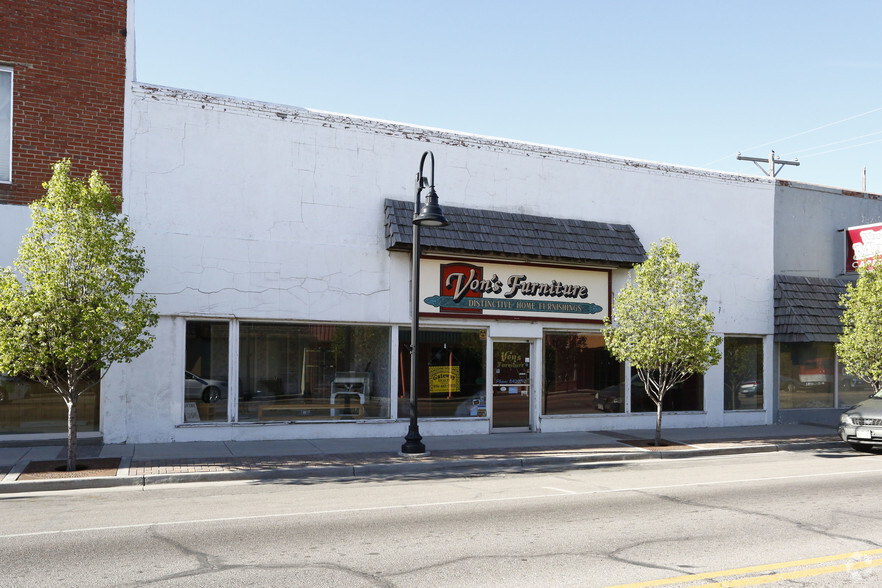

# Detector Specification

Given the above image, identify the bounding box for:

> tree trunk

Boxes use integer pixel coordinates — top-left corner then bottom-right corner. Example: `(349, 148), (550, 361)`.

(66, 398), (78, 471)
(655, 399), (663, 446)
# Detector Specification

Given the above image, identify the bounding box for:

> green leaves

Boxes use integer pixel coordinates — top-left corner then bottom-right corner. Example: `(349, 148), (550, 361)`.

(0, 159), (158, 395)
(603, 237), (722, 402)
(837, 257), (882, 394)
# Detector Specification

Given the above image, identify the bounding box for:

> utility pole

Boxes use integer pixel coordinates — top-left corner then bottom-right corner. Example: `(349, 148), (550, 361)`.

(737, 150), (800, 177)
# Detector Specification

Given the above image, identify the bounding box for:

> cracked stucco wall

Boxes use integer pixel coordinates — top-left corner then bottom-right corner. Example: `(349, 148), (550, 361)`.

(105, 83), (785, 442)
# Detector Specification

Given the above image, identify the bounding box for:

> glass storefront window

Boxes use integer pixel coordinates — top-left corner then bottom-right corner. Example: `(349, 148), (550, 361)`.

(0, 373), (99, 434)
(543, 332), (624, 414)
(631, 369), (704, 412)
(838, 364), (874, 408)
(239, 323), (390, 422)
(779, 342), (834, 409)
(398, 329), (486, 418)
(724, 337), (763, 410)
(185, 321), (229, 423)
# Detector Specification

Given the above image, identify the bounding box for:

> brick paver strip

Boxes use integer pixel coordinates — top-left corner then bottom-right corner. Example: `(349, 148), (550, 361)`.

(125, 437), (841, 476)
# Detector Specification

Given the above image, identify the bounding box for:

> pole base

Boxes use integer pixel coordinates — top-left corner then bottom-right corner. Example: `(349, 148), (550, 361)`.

(398, 449), (431, 458)
(401, 426), (426, 455)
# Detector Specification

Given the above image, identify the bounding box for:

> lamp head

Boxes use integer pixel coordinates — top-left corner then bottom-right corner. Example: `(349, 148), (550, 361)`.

(413, 187), (449, 227)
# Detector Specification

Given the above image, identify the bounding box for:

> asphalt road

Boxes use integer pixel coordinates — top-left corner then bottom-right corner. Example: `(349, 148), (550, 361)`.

(1, 447), (881, 587)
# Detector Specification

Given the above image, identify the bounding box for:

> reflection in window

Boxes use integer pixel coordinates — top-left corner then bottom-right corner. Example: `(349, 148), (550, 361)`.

(779, 342), (834, 409)
(631, 370), (704, 412)
(239, 323), (390, 422)
(398, 329), (486, 419)
(724, 337), (763, 410)
(0, 68), (10, 182)
(543, 332), (624, 414)
(0, 373), (99, 434)
(838, 363), (874, 408)
(184, 321), (229, 423)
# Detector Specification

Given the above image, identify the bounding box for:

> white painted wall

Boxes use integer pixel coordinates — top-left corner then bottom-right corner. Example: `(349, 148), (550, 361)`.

(0, 204), (29, 267)
(774, 182), (882, 277)
(105, 84), (783, 442)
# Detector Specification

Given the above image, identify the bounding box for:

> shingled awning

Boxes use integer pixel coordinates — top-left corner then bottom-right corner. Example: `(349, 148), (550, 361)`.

(384, 199), (645, 267)
(774, 275), (853, 342)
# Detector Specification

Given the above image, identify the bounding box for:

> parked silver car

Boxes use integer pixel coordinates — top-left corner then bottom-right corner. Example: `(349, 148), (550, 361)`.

(839, 391), (882, 451)
(185, 371), (228, 404)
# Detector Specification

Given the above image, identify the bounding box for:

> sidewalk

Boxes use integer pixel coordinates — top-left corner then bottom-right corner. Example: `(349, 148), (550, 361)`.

(0, 423), (843, 493)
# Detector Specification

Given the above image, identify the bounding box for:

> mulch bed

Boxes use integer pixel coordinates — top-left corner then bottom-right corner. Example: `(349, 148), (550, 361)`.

(618, 439), (691, 451)
(18, 457), (121, 480)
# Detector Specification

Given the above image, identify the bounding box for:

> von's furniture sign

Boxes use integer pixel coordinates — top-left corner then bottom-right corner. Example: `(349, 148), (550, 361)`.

(419, 258), (611, 322)
(846, 222), (882, 271)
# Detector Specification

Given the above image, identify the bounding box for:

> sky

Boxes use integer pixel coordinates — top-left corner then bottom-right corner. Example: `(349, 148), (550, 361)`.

(134, 0), (882, 192)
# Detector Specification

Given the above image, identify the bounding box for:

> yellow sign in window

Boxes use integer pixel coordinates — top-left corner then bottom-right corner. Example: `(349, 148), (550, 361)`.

(429, 365), (461, 397)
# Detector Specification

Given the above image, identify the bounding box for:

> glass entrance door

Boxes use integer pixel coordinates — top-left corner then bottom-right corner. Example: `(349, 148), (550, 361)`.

(491, 341), (531, 429)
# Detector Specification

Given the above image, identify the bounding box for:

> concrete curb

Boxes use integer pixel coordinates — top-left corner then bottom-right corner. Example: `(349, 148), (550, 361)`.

(0, 439), (844, 494)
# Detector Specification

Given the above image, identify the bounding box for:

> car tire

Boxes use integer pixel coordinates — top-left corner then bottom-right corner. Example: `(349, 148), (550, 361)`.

(849, 442), (876, 453)
(202, 386), (220, 404)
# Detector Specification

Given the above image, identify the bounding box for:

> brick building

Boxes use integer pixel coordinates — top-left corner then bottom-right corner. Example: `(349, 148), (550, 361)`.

(0, 0), (129, 438)
(0, 0), (127, 205)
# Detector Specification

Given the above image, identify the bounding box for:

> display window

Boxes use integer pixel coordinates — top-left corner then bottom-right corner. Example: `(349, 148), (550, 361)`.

(839, 363), (874, 408)
(630, 369), (704, 412)
(398, 328), (487, 419)
(724, 337), (764, 410)
(0, 373), (99, 434)
(238, 323), (390, 421)
(183, 320), (390, 423)
(779, 342), (835, 409)
(185, 321), (230, 423)
(543, 332), (624, 415)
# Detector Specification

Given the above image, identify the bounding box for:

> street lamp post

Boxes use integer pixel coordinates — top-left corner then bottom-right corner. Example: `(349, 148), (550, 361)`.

(401, 151), (449, 455)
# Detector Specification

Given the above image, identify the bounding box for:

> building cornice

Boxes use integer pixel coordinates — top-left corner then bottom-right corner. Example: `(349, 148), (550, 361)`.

(132, 82), (771, 185)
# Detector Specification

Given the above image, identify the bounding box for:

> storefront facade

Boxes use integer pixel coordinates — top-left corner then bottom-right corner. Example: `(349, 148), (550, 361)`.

(3, 2), (881, 445)
(773, 190), (882, 425)
(87, 82), (789, 444)
(4, 78), (882, 443)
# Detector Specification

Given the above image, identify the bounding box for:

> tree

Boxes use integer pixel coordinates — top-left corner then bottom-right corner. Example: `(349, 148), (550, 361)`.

(0, 160), (157, 471)
(837, 257), (882, 395)
(603, 238), (721, 445)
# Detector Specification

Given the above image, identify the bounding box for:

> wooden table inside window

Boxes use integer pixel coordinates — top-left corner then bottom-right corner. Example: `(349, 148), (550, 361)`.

(257, 402), (364, 421)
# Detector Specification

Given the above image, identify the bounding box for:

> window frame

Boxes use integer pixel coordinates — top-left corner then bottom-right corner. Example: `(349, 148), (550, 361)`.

(0, 65), (12, 184)
(397, 326), (488, 420)
(723, 335), (764, 411)
(181, 318), (395, 425)
(541, 329), (625, 416)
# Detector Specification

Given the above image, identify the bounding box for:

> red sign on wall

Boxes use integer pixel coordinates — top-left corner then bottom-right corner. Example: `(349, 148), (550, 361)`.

(439, 262), (483, 314)
(846, 222), (882, 271)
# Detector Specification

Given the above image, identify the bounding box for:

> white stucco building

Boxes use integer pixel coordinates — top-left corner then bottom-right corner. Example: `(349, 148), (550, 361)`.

(97, 82), (805, 444)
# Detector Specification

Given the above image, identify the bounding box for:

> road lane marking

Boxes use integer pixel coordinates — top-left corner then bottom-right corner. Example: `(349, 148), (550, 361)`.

(4, 465), (882, 539)
(606, 548), (882, 587)
(542, 486), (577, 494)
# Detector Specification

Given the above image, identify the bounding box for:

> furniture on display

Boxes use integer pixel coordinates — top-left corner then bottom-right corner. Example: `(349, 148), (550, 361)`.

(257, 402), (364, 421)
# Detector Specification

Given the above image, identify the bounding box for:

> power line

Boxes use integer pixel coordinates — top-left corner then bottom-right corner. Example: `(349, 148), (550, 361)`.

(700, 104), (882, 167)
(797, 137), (882, 159)
(781, 130), (882, 158)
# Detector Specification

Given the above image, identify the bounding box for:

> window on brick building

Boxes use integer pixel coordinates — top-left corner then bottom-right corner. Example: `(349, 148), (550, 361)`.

(0, 67), (10, 183)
